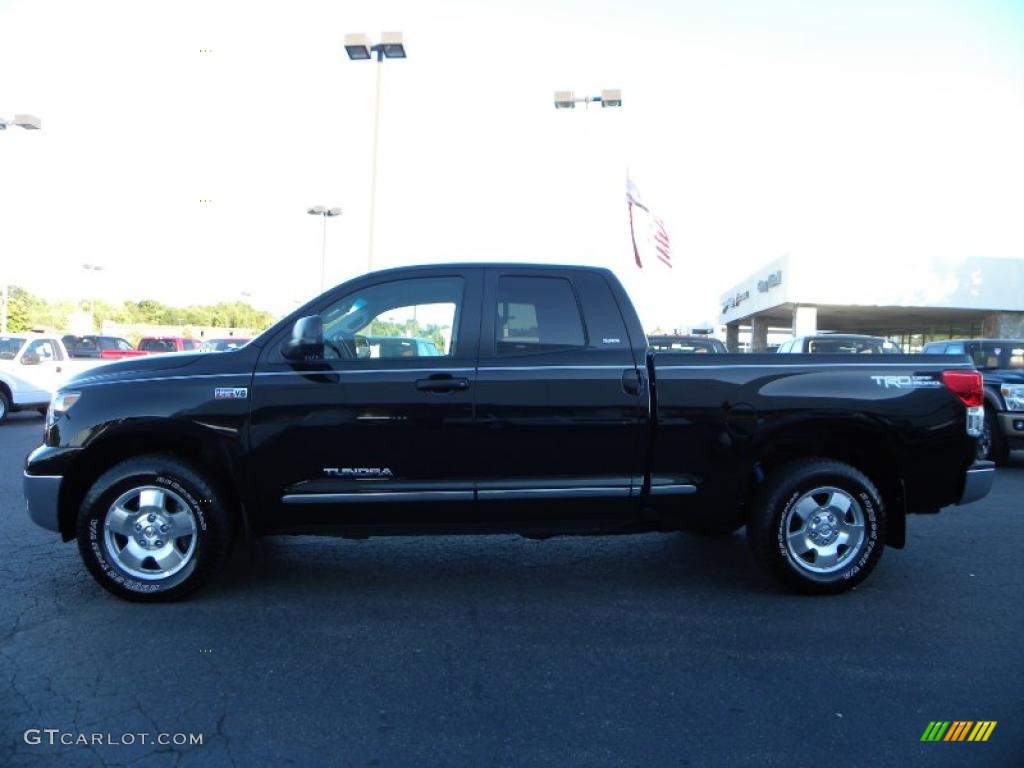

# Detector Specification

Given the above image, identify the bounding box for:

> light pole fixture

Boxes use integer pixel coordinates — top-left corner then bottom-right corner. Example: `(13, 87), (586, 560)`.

(0, 114), (42, 130)
(307, 206), (343, 293)
(344, 31), (407, 274)
(552, 89), (622, 109)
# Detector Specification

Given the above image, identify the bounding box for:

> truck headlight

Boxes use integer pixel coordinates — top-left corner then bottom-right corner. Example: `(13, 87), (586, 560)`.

(47, 390), (81, 426)
(1001, 384), (1024, 412)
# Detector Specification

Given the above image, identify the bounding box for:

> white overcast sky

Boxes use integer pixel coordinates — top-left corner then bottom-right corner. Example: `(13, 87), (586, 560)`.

(1, 0), (1022, 329)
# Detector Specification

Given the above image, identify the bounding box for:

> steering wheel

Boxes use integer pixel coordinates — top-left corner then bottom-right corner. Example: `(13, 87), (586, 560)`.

(324, 337), (354, 360)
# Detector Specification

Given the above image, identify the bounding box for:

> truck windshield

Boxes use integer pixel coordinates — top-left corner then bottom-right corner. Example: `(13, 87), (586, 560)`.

(0, 337), (26, 360)
(966, 341), (1024, 370)
(649, 337), (724, 353)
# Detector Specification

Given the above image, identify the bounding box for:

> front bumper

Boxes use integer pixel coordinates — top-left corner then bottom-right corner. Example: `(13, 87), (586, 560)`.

(23, 472), (62, 532)
(957, 461), (995, 506)
(996, 412), (1024, 449)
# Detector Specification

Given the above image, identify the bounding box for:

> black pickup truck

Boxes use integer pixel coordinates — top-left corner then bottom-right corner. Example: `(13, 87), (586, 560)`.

(24, 264), (994, 601)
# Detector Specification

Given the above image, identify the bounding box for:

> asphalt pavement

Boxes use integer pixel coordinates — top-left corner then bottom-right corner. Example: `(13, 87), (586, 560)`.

(1, 410), (1021, 767)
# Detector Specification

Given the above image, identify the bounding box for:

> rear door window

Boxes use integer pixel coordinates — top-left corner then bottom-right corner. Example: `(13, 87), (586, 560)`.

(494, 276), (586, 355)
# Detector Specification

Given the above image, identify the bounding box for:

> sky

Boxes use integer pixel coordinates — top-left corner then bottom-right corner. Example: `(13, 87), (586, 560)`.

(1, 0), (1022, 330)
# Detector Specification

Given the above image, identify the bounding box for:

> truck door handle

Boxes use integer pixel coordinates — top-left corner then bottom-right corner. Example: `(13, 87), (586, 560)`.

(416, 375), (470, 393)
(621, 369), (644, 396)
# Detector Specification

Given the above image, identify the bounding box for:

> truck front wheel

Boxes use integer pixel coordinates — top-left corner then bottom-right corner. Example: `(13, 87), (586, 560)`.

(977, 406), (1010, 465)
(76, 455), (232, 602)
(747, 459), (885, 595)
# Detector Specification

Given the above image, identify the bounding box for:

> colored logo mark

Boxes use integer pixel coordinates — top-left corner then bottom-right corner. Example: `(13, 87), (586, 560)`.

(920, 721), (996, 742)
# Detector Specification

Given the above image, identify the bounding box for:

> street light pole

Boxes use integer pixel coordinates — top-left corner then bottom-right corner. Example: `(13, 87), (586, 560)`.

(307, 207), (343, 293)
(367, 49), (385, 274)
(553, 90), (623, 260)
(1, 114), (42, 332)
(82, 263), (104, 329)
(322, 214), (327, 290)
(344, 32), (407, 274)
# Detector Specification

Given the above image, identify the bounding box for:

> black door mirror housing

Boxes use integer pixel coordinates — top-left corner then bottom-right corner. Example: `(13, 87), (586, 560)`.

(282, 315), (324, 361)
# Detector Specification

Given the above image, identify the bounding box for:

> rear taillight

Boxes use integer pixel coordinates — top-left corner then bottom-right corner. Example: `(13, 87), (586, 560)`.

(942, 370), (983, 408)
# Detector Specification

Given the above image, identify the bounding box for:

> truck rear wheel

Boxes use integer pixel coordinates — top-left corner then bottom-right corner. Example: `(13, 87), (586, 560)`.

(747, 459), (885, 595)
(0, 389), (10, 424)
(76, 455), (232, 602)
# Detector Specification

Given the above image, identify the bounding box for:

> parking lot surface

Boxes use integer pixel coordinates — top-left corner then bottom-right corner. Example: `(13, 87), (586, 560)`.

(1, 410), (1021, 767)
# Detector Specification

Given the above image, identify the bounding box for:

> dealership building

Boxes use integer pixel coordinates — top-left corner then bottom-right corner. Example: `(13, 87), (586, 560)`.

(719, 254), (1024, 351)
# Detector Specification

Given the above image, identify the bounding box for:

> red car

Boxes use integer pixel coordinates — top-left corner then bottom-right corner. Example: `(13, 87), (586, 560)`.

(99, 337), (199, 360)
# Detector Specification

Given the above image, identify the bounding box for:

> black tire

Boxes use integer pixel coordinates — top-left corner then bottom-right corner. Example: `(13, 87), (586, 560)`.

(76, 455), (233, 602)
(747, 459), (885, 595)
(0, 389), (10, 424)
(977, 406), (1010, 466)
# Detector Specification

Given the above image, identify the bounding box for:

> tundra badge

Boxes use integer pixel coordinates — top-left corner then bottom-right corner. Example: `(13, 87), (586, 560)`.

(323, 468), (395, 478)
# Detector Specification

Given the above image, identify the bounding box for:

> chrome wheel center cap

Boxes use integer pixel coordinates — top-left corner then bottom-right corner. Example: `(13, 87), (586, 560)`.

(809, 511), (840, 545)
(136, 513), (170, 549)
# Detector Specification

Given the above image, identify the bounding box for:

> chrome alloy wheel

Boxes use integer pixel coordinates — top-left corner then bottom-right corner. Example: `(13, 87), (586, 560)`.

(784, 486), (866, 574)
(103, 486), (198, 580)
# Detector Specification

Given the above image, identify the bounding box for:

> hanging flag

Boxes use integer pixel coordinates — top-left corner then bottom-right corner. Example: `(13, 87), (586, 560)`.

(626, 174), (672, 269)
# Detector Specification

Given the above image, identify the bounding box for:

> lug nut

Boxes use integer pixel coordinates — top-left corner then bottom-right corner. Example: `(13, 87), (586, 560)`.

(160, 524), (169, 533)
(148, 514), (157, 522)
(135, 523), (142, 531)
(154, 540), (163, 547)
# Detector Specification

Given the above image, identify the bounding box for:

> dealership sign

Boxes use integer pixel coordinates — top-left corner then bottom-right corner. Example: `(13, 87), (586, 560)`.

(758, 270), (783, 293)
(722, 290), (750, 315)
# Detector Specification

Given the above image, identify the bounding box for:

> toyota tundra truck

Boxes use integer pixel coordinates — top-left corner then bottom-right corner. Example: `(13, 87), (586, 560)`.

(23, 264), (994, 601)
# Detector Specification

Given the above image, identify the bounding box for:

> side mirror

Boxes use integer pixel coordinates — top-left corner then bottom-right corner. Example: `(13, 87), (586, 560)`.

(21, 351), (41, 365)
(282, 315), (324, 361)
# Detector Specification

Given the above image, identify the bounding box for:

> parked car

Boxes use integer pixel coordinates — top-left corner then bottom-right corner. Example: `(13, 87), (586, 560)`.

(0, 334), (104, 423)
(777, 334), (902, 354)
(61, 334), (134, 359)
(99, 336), (200, 360)
(922, 338), (1024, 464)
(648, 335), (727, 354)
(197, 338), (251, 353)
(24, 263), (991, 601)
